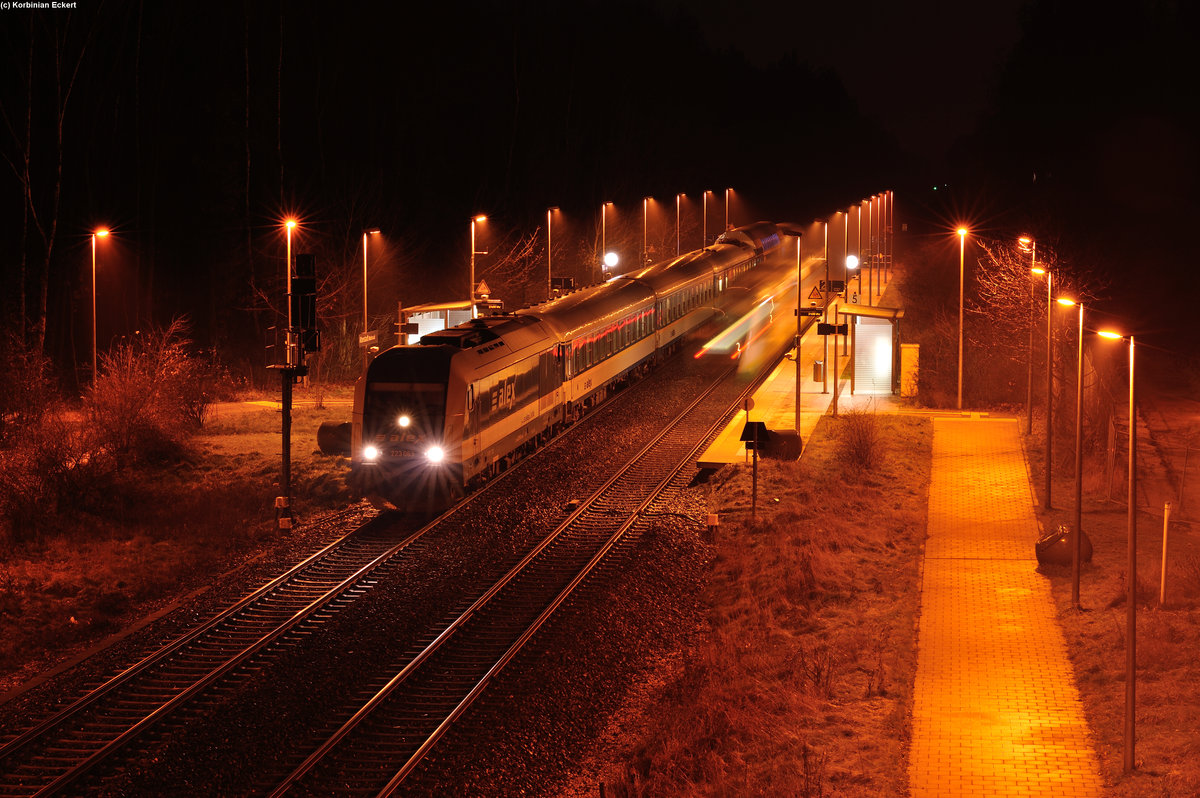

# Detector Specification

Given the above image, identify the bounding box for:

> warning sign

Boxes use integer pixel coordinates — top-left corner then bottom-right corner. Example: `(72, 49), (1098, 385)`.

(808, 285), (824, 300)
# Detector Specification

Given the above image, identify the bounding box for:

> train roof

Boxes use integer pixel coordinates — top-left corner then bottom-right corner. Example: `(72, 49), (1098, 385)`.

(517, 275), (655, 341)
(717, 221), (781, 253)
(419, 313), (548, 353)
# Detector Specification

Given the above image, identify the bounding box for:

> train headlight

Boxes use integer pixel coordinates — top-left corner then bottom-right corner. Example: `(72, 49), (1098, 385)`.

(425, 445), (445, 464)
(397, 414), (411, 428)
(362, 445), (380, 462)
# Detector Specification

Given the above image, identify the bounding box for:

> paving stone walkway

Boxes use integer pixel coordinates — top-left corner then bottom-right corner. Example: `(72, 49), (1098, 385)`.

(909, 417), (1104, 797)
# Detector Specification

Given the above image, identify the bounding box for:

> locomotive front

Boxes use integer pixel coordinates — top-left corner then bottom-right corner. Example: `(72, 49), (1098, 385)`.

(349, 344), (465, 510)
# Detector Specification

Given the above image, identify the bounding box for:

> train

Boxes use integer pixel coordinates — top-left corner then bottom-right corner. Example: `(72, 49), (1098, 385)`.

(348, 221), (784, 510)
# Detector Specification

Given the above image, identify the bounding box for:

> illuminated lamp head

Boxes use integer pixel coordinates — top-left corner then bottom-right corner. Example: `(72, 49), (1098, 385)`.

(846, 255), (859, 270)
(603, 252), (619, 270)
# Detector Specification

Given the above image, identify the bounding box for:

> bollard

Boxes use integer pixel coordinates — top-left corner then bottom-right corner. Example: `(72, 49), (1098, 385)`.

(707, 513), (719, 542)
(1160, 502), (1172, 607)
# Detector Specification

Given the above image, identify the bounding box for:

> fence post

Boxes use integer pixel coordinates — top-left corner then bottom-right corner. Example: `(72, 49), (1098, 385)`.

(1159, 502), (1172, 607)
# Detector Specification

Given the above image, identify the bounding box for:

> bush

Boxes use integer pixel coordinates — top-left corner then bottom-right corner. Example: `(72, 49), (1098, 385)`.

(85, 317), (213, 466)
(837, 410), (881, 470)
(0, 332), (55, 449)
(0, 415), (97, 544)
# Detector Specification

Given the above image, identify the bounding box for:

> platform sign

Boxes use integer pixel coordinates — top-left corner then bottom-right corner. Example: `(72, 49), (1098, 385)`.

(796, 307), (822, 317)
(820, 279), (846, 294)
(817, 322), (849, 336)
(740, 421), (770, 449)
(358, 330), (379, 346)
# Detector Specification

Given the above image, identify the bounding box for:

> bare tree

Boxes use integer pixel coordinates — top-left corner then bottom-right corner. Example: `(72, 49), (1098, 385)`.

(0, 14), (94, 355)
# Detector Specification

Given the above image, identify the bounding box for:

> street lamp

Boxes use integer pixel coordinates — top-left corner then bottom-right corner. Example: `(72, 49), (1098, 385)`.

(724, 187), (732, 232)
(1099, 327), (1137, 773)
(1033, 265), (1053, 508)
(90, 228), (110, 383)
(702, 190), (712, 247)
(470, 215), (487, 318)
(957, 227), (968, 410)
(643, 196), (651, 265)
(1020, 237), (1038, 431)
(600, 201), (612, 283)
(546, 207), (558, 301)
(1057, 296), (1085, 609)
(362, 228), (380, 333)
(603, 251), (619, 275)
(676, 192), (684, 256)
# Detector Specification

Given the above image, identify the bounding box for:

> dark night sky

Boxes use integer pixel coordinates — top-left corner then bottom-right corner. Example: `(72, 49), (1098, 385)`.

(2, 0), (1197, 375)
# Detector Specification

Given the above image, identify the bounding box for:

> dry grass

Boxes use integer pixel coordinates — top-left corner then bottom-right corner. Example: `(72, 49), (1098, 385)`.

(1033, 477), (1200, 795)
(593, 414), (932, 796)
(0, 390), (355, 685)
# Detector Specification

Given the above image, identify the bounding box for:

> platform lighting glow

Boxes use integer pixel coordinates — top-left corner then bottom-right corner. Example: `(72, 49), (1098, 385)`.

(285, 219), (297, 230)
(362, 445), (379, 461)
(1097, 330), (1124, 340)
(1057, 297), (1077, 307)
(1032, 267), (1047, 275)
(846, 255), (859, 270)
(604, 252), (619, 269)
(95, 228), (109, 238)
(957, 227), (968, 237)
(397, 414), (411, 428)
(425, 446), (445, 464)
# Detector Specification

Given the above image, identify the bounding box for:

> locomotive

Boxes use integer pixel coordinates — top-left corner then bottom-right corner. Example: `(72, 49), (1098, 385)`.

(349, 221), (783, 510)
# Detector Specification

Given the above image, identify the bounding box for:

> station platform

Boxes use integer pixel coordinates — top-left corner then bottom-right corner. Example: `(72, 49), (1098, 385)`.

(697, 283), (902, 470)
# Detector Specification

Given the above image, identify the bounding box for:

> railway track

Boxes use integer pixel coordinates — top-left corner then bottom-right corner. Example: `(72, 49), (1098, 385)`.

(265, 355), (765, 796)
(0, 346), (712, 796)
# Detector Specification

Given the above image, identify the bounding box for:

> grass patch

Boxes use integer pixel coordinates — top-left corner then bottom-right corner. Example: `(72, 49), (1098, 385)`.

(1032, 468), (1200, 794)
(594, 414), (932, 795)
(0, 391), (355, 683)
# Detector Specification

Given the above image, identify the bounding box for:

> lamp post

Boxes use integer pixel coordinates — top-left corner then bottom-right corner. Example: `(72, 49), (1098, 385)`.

(956, 227), (968, 410)
(1099, 328), (1137, 772)
(600, 201), (612, 283)
(642, 196), (650, 265)
(362, 228), (380, 334)
(90, 228), (109, 383)
(470, 215), (487, 317)
(1058, 297), (1085, 609)
(546, 207), (557, 300)
(676, 193), (684, 256)
(1037, 267), (1054, 508)
(1020, 237), (1037, 432)
(702, 190), (711, 247)
(724, 187), (732, 232)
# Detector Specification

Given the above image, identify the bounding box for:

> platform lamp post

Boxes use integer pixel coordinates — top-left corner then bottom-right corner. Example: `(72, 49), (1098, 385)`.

(724, 187), (732, 232)
(643, 196), (650, 265)
(673, 193), (681, 256)
(956, 227), (968, 410)
(782, 228), (804, 441)
(1057, 296), (1085, 609)
(1020, 237), (1037, 431)
(1033, 265), (1053, 508)
(600, 201), (612, 284)
(1098, 327), (1138, 772)
(90, 228), (109, 385)
(702, 190), (712, 247)
(362, 228), (380, 334)
(546, 207), (557, 300)
(470, 215), (487, 317)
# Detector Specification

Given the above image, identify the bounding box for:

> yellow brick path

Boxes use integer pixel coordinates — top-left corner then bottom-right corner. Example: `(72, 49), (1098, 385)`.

(909, 418), (1104, 797)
